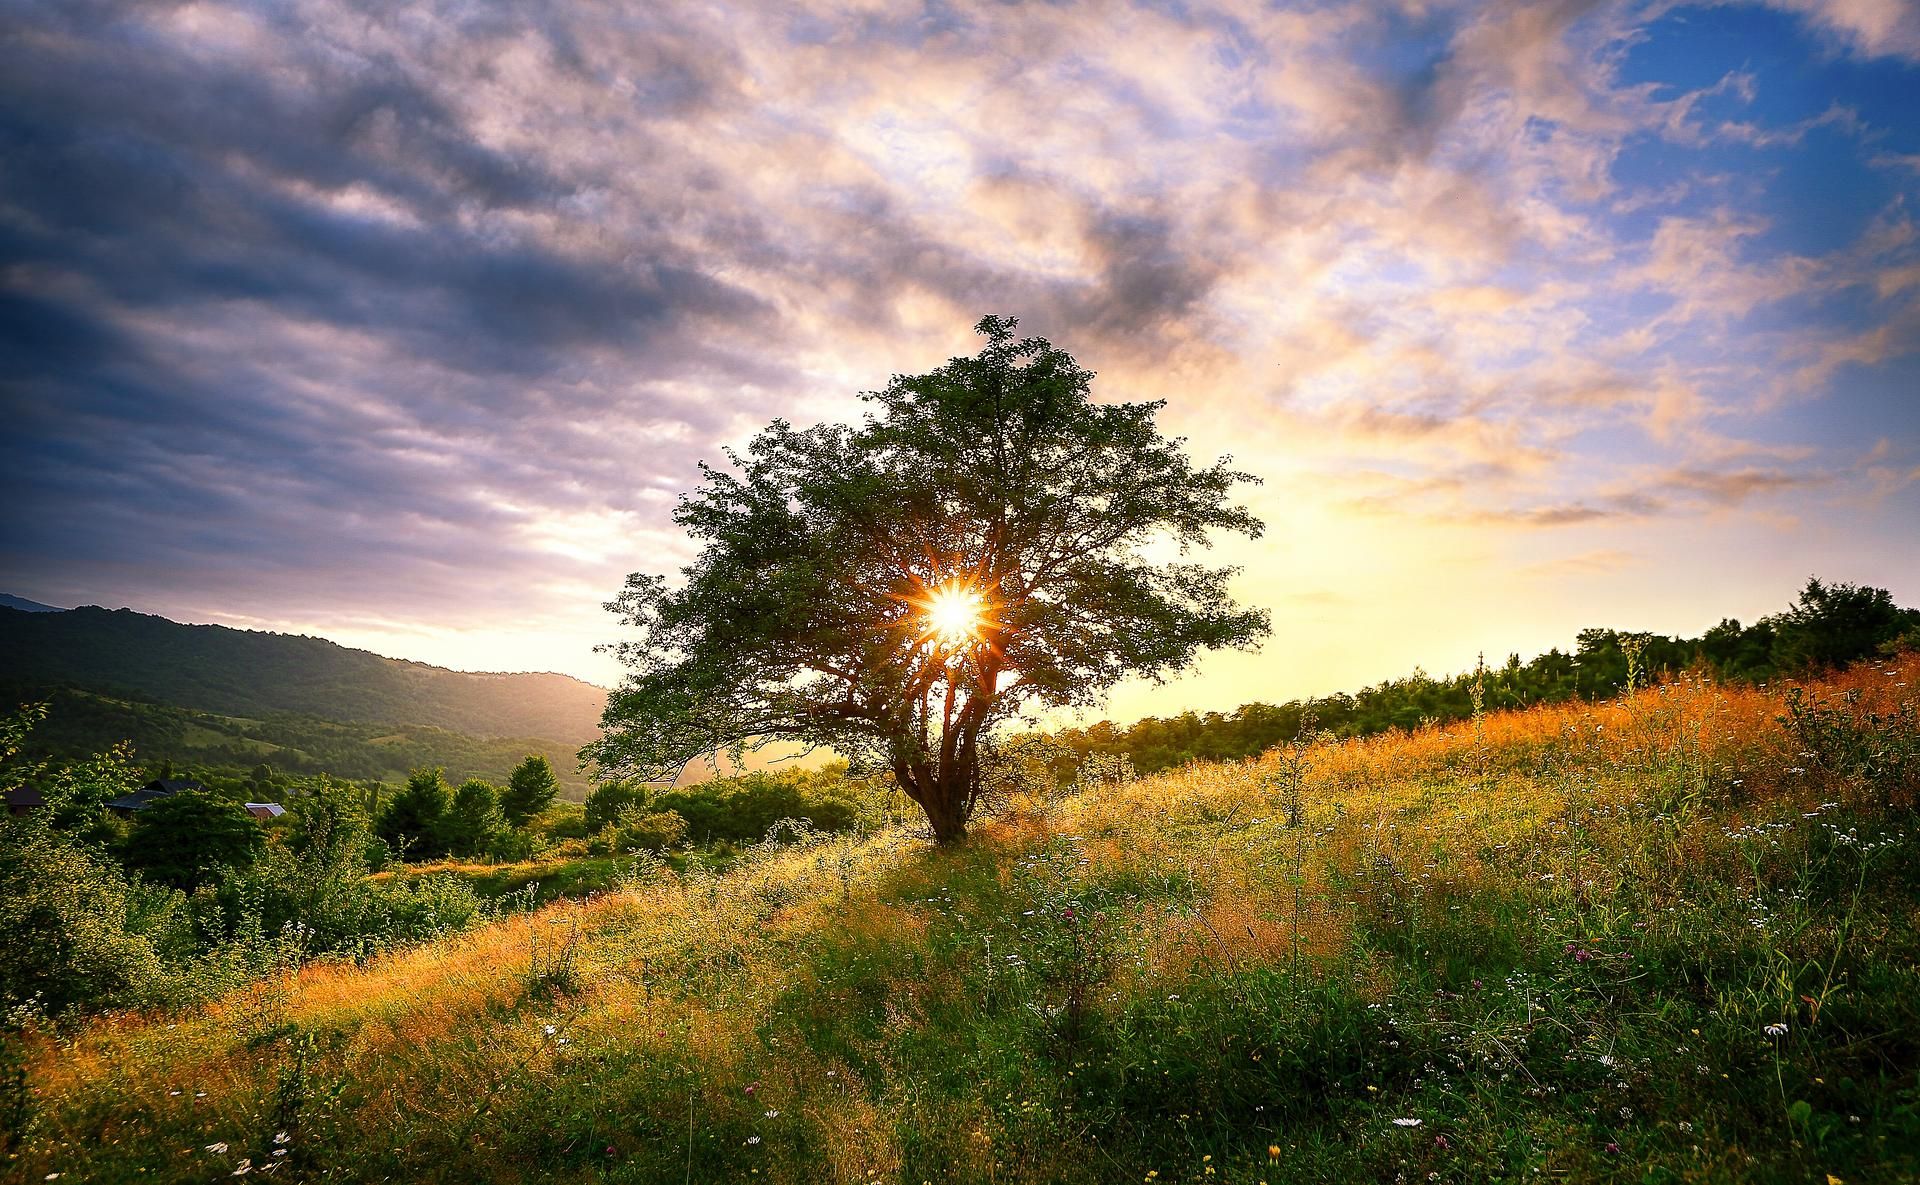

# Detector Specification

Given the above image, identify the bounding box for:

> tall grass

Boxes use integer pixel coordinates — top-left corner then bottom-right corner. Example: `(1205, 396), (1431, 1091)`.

(10, 658), (1918, 1183)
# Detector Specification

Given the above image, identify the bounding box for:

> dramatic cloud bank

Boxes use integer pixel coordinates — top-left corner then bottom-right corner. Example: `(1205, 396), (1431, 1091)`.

(3, 0), (1916, 712)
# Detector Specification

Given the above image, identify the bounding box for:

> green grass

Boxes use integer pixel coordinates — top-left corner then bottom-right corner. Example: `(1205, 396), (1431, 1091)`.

(9, 665), (1920, 1183)
(380, 854), (641, 907)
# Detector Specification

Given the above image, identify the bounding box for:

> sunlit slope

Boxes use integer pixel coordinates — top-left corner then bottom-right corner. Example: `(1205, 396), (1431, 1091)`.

(19, 663), (1920, 1184)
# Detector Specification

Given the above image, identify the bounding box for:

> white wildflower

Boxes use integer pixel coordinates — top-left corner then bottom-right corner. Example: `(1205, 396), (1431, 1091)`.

(1392, 1118), (1423, 1128)
(1763, 1023), (1788, 1038)
(205, 1143), (229, 1154)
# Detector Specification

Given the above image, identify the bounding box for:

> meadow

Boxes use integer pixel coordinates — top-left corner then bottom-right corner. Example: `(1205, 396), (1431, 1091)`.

(8, 659), (1917, 1184)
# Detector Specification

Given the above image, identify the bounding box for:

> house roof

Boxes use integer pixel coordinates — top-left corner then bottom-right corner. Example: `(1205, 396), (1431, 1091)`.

(108, 778), (209, 812)
(143, 777), (208, 796)
(243, 802), (286, 819)
(4, 785), (43, 808)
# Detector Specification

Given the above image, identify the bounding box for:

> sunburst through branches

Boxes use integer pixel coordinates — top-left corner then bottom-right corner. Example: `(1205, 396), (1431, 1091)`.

(922, 583), (986, 648)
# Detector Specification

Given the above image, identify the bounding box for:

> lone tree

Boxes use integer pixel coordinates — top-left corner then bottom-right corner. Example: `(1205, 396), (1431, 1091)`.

(376, 766), (451, 860)
(502, 754), (560, 826)
(589, 317), (1267, 842)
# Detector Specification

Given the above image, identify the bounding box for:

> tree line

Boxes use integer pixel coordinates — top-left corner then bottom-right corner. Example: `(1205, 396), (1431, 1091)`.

(1046, 578), (1920, 776)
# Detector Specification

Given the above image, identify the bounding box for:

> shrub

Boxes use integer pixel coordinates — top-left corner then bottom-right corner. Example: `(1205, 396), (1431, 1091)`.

(1782, 685), (1920, 797)
(584, 780), (646, 833)
(194, 839), (482, 960)
(2, 702), (144, 841)
(540, 836), (591, 860)
(287, 776), (375, 866)
(0, 726), (488, 1024)
(649, 768), (860, 844)
(120, 791), (266, 890)
(977, 733), (1074, 817)
(612, 807), (689, 853)
(0, 821), (187, 1020)
(532, 801), (589, 841)
(487, 824), (540, 862)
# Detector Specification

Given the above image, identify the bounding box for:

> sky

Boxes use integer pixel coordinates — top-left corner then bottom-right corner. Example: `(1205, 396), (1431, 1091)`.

(3, 0), (1917, 725)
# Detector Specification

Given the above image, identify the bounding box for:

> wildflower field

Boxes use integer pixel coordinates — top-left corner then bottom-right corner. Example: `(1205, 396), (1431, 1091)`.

(10, 660), (1918, 1184)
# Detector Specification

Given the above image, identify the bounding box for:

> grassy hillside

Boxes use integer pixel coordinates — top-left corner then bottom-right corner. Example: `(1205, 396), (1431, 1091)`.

(0, 605), (606, 744)
(14, 660), (1918, 1184)
(15, 686), (593, 797)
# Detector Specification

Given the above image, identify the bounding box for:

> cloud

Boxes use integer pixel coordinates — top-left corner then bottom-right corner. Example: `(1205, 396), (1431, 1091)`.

(1332, 452), (1823, 529)
(1757, 0), (1920, 60)
(0, 0), (1914, 686)
(1653, 465), (1825, 504)
(1522, 548), (1646, 577)
(1449, 494), (1668, 528)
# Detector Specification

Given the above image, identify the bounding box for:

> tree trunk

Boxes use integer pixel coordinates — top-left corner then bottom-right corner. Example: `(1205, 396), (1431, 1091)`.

(895, 756), (975, 845)
(922, 786), (970, 845)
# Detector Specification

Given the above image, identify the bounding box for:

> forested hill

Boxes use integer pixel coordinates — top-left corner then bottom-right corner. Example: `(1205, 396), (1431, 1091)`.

(1051, 578), (1920, 775)
(0, 604), (606, 744)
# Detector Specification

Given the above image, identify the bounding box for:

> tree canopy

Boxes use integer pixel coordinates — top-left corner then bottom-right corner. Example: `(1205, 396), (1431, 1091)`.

(442, 778), (507, 858)
(376, 766), (452, 860)
(502, 754), (560, 825)
(121, 791), (265, 890)
(589, 316), (1267, 842)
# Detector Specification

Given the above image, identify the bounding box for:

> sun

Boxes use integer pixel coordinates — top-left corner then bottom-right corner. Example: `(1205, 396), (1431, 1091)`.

(923, 583), (985, 647)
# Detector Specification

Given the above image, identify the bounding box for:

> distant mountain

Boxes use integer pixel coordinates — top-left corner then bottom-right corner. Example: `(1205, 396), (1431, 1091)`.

(0, 604), (606, 745)
(0, 593), (65, 613)
(21, 686), (593, 796)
